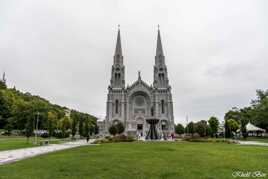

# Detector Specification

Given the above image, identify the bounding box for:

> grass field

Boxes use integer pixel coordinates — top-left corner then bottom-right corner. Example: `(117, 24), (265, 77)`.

(0, 142), (267, 179)
(0, 137), (66, 151)
(0, 137), (36, 151)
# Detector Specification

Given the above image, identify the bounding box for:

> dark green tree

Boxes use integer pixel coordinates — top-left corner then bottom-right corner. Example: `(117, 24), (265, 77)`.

(70, 110), (78, 138)
(195, 120), (208, 137)
(225, 119), (239, 138)
(0, 90), (11, 128)
(47, 111), (57, 138)
(208, 116), (219, 137)
(186, 122), (195, 137)
(241, 118), (249, 139)
(4, 118), (13, 135)
(175, 123), (184, 135)
(84, 119), (90, 138)
(60, 116), (71, 138)
(109, 125), (117, 136)
(25, 118), (33, 142)
(78, 118), (84, 137)
(115, 122), (125, 134)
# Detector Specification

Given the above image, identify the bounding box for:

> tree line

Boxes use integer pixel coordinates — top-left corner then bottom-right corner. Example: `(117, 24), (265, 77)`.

(175, 89), (268, 138)
(0, 77), (97, 138)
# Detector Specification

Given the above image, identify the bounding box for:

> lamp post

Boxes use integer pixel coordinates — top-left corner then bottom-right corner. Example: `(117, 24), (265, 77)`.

(186, 115), (188, 136)
(35, 112), (40, 145)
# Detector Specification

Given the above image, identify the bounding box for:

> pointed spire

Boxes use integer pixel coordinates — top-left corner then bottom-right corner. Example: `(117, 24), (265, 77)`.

(115, 25), (122, 56)
(156, 25), (164, 56)
(138, 71), (141, 80)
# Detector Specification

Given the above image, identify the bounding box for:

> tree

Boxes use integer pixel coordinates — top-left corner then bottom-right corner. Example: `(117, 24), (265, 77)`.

(70, 111), (78, 138)
(4, 118), (13, 135)
(225, 119), (239, 138)
(25, 118), (33, 142)
(47, 111), (57, 138)
(60, 116), (71, 138)
(89, 125), (94, 136)
(224, 90), (268, 133)
(109, 125), (117, 136)
(175, 123), (184, 135)
(115, 122), (125, 134)
(0, 90), (11, 128)
(186, 122), (195, 137)
(241, 118), (249, 139)
(78, 118), (84, 137)
(0, 81), (97, 133)
(224, 107), (241, 122)
(195, 120), (208, 137)
(208, 116), (219, 137)
(84, 119), (90, 138)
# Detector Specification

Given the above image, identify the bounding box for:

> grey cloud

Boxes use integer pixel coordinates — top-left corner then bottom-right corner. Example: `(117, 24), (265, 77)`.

(0, 0), (268, 124)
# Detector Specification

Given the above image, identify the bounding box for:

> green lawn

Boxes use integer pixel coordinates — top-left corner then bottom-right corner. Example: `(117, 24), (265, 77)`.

(0, 137), (36, 151)
(0, 137), (66, 151)
(0, 142), (267, 179)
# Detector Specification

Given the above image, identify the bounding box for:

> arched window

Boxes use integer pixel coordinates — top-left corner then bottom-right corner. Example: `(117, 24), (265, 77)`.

(115, 73), (121, 81)
(115, 100), (119, 114)
(159, 73), (164, 81)
(161, 100), (165, 113)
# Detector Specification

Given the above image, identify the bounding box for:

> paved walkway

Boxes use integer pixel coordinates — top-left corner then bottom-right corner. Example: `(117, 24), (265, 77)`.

(0, 140), (95, 165)
(238, 140), (268, 147)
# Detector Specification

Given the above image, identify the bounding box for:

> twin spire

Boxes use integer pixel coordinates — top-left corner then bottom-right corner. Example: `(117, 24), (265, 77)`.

(114, 25), (164, 57)
(114, 25), (122, 56)
(156, 27), (164, 56)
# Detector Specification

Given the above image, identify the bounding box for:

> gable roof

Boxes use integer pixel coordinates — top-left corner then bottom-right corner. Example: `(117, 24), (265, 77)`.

(246, 122), (265, 132)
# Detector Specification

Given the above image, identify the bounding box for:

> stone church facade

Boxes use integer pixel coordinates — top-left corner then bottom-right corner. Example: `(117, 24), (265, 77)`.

(105, 28), (174, 137)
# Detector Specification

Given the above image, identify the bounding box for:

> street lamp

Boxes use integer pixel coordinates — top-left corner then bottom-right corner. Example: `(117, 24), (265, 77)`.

(35, 112), (40, 145)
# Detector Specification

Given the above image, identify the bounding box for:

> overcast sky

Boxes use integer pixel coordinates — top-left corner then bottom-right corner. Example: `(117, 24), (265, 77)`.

(1, 0), (268, 124)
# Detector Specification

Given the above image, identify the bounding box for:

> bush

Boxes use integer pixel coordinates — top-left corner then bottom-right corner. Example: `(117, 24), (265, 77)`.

(182, 137), (237, 144)
(108, 121), (125, 136)
(93, 135), (135, 144)
(109, 125), (117, 136)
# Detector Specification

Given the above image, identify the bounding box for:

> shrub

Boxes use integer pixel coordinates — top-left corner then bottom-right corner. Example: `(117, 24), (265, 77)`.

(116, 122), (125, 134)
(93, 135), (135, 144)
(182, 137), (237, 144)
(109, 125), (117, 136)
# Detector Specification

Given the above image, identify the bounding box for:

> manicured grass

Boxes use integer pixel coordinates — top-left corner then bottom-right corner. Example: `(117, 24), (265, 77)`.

(0, 137), (36, 151)
(0, 142), (267, 179)
(0, 137), (67, 151)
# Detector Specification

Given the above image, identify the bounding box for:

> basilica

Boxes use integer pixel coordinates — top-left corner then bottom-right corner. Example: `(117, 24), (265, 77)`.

(105, 28), (174, 138)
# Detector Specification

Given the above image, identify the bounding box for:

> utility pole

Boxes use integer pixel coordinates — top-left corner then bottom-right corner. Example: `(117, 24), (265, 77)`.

(186, 115), (189, 136)
(35, 112), (40, 144)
